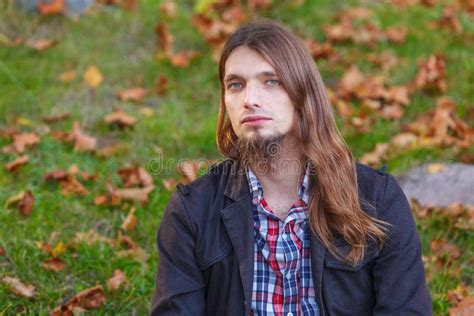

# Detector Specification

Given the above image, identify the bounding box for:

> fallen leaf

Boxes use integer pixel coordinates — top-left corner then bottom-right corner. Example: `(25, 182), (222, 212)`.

(449, 296), (474, 316)
(5, 155), (29, 172)
(159, 1), (177, 18)
(384, 26), (408, 43)
(18, 190), (35, 216)
(112, 186), (155, 204)
(0, 246), (4, 256)
(360, 143), (389, 166)
(58, 71), (76, 83)
(2, 132), (40, 154)
(169, 50), (199, 68)
(44, 170), (88, 196)
(71, 121), (97, 152)
(27, 39), (58, 51)
(120, 207), (137, 231)
(155, 75), (168, 95)
(104, 108), (137, 128)
(430, 239), (461, 259)
(83, 66), (103, 88)
(42, 112), (71, 123)
(162, 178), (178, 191)
(41, 257), (66, 272)
(50, 285), (106, 315)
(116, 88), (147, 102)
(38, 0), (64, 15)
(155, 23), (174, 54)
(411, 54), (446, 93)
(2, 276), (36, 298)
(106, 269), (129, 292)
(118, 166), (153, 187)
(391, 132), (417, 149)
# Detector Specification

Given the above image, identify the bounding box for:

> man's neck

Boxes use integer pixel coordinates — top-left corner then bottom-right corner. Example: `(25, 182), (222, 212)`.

(249, 137), (306, 201)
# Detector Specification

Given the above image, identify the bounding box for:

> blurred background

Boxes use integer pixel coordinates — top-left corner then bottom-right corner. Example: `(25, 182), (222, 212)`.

(0, 0), (472, 314)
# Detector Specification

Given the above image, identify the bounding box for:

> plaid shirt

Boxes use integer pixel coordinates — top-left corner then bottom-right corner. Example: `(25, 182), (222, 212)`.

(247, 166), (319, 316)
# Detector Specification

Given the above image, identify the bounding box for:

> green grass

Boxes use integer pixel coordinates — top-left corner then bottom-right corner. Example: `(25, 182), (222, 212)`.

(0, 0), (473, 314)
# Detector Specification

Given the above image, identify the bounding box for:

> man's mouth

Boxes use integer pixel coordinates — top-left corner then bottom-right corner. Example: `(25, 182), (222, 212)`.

(241, 115), (272, 125)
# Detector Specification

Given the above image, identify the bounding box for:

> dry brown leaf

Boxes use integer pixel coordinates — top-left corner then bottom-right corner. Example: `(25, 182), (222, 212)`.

(159, 1), (177, 18)
(435, 6), (463, 33)
(162, 178), (178, 192)
(449, 296), (474, 316)
(305, 39), (335, 61)
(27, 39), (58, 51)
(104, 108), (137, 128)
(120, 207), (137, 231)
(430, 239), (461, 259)
(38, 0), (64, 15)
(106, 269), (129, 292)
(115, 247), (149, 262)
(0, 245), (5, 256)
(71, 122), (97, 152)
(112, 186), (155, 204)
(50, 285), (106, 315)
(155, 23), (174, 54)
(83, 66), (103, 88)
(117, 88), (147, 102)
(412, 54), (446, 93)
(2, 276), (36, 298)
(73, 230), (115, 247)
(360, 143), (389, 166)
(391, 132), (417, 149)
(42, 112), (71, 123)
(118, 166), (153, 188)
(58, 71), (76, 83)
(2, 132), (40, 154)
(155, 75), (168, 95)
(42, 257), (66, 272)
(44, 170), (88, 196)
(338, 65), (365, 98)
(6, 155), (29, 172)
(448, 283), (470, 305)
(169, 50), (199, 68)
(384, 26), (408, 43)
(18, 190), (35, 216)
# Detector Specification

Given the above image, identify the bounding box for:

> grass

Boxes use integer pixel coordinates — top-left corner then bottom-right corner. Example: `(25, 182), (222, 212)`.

(0, 0), (473, 314)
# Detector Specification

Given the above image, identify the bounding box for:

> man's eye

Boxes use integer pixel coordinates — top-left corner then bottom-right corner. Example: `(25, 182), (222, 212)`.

(266, 79), (280, 87)
(227, 82), (243, 90)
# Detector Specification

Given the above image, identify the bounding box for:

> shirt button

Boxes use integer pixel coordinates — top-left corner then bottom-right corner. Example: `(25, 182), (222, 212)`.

(286, 273), (291, 280)
(282, 234), (287, 240)
(287, 313), (293, 316)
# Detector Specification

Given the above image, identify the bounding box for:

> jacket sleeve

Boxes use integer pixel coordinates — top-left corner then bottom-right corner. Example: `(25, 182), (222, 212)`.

(372, 173), (433, 315)
(150, 192), (205, 316)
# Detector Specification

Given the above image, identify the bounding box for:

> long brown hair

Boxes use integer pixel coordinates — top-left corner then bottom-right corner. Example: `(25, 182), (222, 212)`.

(216, 20), (390, 265)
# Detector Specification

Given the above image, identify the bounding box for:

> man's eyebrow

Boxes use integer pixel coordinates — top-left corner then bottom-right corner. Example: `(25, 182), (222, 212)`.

(224, 71), (278, 83)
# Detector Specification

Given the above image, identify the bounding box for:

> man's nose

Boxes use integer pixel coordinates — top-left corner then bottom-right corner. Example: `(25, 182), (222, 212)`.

(243, 83), (261, 109)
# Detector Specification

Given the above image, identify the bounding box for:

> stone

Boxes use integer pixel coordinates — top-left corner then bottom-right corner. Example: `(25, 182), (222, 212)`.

(396, 163), (474, 207)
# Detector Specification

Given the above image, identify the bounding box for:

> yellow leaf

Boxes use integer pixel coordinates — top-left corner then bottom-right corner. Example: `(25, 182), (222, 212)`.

(52, 241), (65, 257)
(83, 66), (103, 88)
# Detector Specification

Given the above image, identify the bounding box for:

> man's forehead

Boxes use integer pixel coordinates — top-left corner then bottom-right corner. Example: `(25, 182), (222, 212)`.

(224, 46), (276, 79)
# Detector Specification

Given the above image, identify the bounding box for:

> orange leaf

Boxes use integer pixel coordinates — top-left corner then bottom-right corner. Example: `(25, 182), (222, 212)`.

(120, 207), (137, 232)
(117, 87), (147, 102)
(106, 269), (129, 292)
(27, 39), (58, 51)
(104, 108), (137, 128)
(5, 155), (29, 172)
(50, 285), (106, 315)
(38, 0), (64, 15)
(449, 296), (474, 316)
(42, 257), (66, 272)
(71, 121), (97, 152)
(2, 132), (40, 154)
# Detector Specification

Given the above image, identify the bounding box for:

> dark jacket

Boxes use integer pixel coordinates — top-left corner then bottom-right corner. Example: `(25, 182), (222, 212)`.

(151, 159), (432, 315)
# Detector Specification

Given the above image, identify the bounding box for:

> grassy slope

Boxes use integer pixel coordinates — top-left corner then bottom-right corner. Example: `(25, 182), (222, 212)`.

(0, 0), (472, 314)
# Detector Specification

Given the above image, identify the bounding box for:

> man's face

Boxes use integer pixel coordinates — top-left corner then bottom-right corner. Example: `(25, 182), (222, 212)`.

(223, 46), (295, 142)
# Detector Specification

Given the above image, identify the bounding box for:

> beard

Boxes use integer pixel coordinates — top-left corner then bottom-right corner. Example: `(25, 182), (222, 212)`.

(235, 131), (285, 174)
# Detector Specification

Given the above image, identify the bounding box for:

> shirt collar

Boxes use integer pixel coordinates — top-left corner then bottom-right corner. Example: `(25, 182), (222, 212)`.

(246, 163), (312, 206)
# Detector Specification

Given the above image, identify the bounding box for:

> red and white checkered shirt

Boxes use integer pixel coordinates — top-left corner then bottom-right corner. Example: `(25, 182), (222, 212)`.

(247, 166), (319, 316)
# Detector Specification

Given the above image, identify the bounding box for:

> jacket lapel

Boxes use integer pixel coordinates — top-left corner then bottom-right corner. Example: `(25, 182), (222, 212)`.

(220, 160), (254, 314)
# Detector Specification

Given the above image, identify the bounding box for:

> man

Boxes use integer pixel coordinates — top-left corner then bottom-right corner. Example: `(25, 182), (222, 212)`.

(151, 20), (432, 316)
